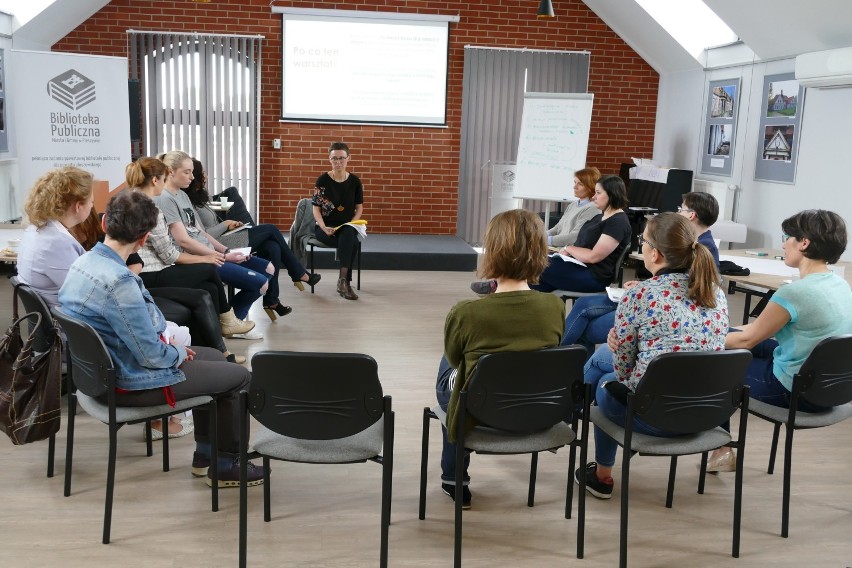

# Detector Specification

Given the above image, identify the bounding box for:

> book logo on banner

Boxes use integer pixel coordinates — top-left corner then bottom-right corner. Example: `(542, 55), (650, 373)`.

(47, 69), (96, 110)
(501, 170), (515, 183)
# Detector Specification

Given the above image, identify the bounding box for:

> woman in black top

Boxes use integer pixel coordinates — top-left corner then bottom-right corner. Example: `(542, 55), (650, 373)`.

(312, 141), (364, 300)
(532, 174), (632, 293)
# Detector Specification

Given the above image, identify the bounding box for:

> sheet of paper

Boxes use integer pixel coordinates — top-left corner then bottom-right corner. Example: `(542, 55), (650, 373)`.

(549, 252), (587, 267)
(232, 246), (252, 257)
(606, 287), (625, 302)
(719, 255), (799, 277)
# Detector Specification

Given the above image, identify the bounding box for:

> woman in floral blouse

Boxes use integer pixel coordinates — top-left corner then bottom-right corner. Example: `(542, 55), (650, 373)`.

(577, 212), (729, 499)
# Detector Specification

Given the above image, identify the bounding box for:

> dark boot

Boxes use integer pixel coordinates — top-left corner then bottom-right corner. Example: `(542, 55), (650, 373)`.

(337, 277), (358, 300)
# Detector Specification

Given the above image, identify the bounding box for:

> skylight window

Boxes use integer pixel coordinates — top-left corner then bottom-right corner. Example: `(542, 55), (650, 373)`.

(636, 0), (738, 59)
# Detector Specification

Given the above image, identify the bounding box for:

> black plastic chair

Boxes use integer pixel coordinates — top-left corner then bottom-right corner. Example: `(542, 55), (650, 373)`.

(10, 277), (60, 477)
(589, 349), (752, 568)
(418, 345), (590, 566)
(52, 308), (219, 544)
(551, 243), (632, 305)
(746, 334), (852, 538)
(239, 351), (393, 568)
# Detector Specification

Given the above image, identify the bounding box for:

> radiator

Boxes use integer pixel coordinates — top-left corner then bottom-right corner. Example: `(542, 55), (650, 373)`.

(692, 179), (737, 221)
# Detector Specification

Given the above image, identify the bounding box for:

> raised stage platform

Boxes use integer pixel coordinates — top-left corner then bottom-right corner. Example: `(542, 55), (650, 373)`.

(306, 234), (479, 272)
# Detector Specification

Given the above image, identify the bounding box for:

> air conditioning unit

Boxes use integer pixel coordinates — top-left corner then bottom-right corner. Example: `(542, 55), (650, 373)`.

(795, 47), (852, 89)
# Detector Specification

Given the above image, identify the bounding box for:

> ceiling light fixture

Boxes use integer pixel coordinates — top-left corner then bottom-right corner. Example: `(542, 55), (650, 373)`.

(537, 0), (555, 18)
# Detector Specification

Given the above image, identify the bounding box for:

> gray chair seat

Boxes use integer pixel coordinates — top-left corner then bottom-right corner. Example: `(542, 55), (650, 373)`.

(251, 417), (384, 463)
(76, 392), (212, 425)
(748, 399), (852, 428)
(431, 405), (576, 454)
(590, 406), (731, 455)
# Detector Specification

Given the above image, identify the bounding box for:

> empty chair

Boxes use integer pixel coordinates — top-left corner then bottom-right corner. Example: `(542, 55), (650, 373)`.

(52, 308), (218, 544)
(418, 345), (591, 566)
(239, 351), (393, 568)
(746, 334), (852, 537)
(588, 349), (752, 568)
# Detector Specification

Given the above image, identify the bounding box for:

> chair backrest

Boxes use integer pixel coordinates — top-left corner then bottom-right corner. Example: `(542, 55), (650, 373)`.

(51, 308), (115, 398)
(795, 334), (852, 408)
(612, 243), (631, 287)
(249, 351), (384, 440)
(631, 349), (752, 434)
(10, 277), (56, 354)
(464, 345), (587, 433)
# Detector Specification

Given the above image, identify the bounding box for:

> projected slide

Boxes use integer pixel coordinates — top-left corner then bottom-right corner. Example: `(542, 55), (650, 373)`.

(282, 14), (449, 125)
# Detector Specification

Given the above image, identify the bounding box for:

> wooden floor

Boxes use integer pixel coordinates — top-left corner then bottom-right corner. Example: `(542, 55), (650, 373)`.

(1, 269), (850, 567)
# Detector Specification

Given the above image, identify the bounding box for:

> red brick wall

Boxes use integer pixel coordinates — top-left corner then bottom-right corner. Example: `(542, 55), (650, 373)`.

(54, 0), (658, 233)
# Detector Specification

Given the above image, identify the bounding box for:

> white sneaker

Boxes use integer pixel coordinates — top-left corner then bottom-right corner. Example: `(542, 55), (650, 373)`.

(230, 320), (263, 340)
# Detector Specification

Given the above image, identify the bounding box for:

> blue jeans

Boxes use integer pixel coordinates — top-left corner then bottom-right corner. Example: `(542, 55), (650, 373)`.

(584, 344), (617, 397)
(561, 295), (617, 358)
(531, 256), (607, 293)
(594, 379), (679, 467)
(248, 224), (307, 307)
(218, 256), (271, 320)
(436, 356), (470, 484)
(744, 337), (829, 412)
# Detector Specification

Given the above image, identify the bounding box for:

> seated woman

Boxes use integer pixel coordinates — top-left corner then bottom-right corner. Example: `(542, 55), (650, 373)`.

(578, 212), (728, 499)
(561, 191), (723, 358)
(709, 209), (852, 472)
(531, 174), (632, 293)
(157, 151), (273, 334)
(128, 157), (254, 342)
(472, 167), (601, 295)
(17, 167), (93, 308)
(58, 191), (263, 488)
(312, 141), (364, 301)
(436, 209), (565, 508)
(183, 157), (320, 321)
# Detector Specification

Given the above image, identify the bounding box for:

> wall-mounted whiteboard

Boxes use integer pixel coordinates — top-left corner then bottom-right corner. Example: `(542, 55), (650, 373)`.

(514, 92), (593, 201)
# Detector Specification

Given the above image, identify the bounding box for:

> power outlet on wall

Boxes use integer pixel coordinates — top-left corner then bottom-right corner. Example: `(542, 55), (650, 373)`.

(272, 138), (281, 149)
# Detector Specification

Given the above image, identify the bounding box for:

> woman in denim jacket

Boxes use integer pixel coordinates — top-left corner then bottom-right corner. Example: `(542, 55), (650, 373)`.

(58, 191), (263, 487)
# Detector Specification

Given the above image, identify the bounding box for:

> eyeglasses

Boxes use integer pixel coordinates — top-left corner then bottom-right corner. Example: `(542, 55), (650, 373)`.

(781, 232), (794, 244)
(638, 234), (656, 249)
(677, 206), (694, 214)
(330, 156), (349, 162)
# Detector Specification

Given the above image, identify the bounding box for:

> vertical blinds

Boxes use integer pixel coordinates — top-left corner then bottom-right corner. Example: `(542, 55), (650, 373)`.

(457, 47), (590, 244)
(128, 31), (263, 216)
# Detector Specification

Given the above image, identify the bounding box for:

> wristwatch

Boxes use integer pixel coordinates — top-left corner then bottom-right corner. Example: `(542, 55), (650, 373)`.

(224, 248), (231, 254)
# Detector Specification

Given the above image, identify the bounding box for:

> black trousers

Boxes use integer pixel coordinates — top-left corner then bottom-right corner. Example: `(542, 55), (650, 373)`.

(141, 264), (229, 314)
(312, 224), (359, 271)
(149, 287), (226, 353)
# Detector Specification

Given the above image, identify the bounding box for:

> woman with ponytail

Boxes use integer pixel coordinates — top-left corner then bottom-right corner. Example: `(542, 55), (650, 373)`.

(576, 212), (729, 499)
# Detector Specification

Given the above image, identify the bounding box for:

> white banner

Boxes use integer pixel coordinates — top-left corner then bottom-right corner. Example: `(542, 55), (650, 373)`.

(9, 50), (130, 204)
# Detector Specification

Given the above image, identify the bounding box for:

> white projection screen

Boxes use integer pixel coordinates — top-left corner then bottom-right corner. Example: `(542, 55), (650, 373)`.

(280, 10), (451, 126)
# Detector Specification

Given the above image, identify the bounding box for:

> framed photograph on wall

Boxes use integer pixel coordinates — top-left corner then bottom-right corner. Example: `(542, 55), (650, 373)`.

(754, 73), (805, 184)
(700, 78), (740, 177)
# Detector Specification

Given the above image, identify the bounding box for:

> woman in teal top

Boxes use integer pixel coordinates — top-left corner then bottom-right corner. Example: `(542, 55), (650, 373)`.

(710, 210), (852, 470)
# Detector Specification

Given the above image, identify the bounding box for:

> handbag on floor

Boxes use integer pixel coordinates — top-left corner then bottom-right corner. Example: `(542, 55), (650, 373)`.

(0, 305), (63, 445)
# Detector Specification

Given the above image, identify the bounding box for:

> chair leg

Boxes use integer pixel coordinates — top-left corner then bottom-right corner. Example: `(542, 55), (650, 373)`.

(47, 433), (55, 478)
(733, 443), (745, 557)
(453, 432), (465, 568)
(767, 422), (781, 474)
(309, 245), (316, 294)
(418, 408), (432, 520)
(665, 456), (678, 508)
(144, 420), (153, 457)
(103, 424), (118, 544)
(619, 453), (632, 568)
(698, 452), (708, 494)
(379, 409), (394, 568)
(566, 441), (577, 519)
(356, 244), (362, 290)
(210, 401), (218, 512)
(162, 417), (170, 472)
(64, 392), (77, 497)
(781, 424), (794, 538)
(527, 452), (538, 507)
(239, 392), (248, 568)
(263, 456), (271, 522)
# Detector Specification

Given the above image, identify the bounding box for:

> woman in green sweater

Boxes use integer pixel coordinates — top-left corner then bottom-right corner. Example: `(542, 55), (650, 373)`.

(435, 209), (565, 508)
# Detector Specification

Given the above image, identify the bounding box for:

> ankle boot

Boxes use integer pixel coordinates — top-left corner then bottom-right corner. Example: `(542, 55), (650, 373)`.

(219, 308), (255, 337)
(337, 277), (358, 300)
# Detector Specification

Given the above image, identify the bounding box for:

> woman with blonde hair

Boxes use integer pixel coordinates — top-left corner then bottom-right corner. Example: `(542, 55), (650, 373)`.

(17, 166), (94, 307)
(578, 212), (728, 499)
(434, 209), (565, 507)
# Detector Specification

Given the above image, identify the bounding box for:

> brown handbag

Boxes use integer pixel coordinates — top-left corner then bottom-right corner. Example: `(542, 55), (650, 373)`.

(0, 305), (63, 445)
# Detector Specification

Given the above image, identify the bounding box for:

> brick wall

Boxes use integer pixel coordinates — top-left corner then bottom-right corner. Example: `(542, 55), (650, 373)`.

(54, 0), (658, 233)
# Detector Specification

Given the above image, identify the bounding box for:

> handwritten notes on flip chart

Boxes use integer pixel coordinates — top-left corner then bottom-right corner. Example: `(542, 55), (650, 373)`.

(514, 93), (594, 201)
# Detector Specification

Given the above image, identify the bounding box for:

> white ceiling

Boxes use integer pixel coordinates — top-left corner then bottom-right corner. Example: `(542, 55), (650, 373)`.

(7, 0), (852, 74)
